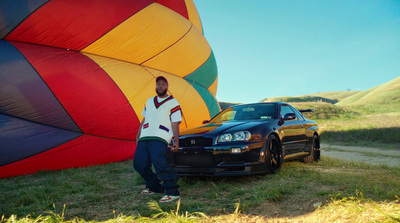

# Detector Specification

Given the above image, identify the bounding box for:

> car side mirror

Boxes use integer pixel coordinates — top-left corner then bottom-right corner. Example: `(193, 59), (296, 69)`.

(284, 113), (296, 120)
(202, 120), (210, 124)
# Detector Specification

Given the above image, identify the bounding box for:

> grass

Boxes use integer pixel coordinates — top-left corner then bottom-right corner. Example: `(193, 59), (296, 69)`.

(289, 101), (400, 147)
(1, 157), (400, 222)
(323, 146), (400, 159)
(316, 112), (400, 146)
(291, 102), (359, 119)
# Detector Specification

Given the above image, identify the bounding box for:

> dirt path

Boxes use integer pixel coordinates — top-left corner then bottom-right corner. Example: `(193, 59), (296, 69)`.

(321, 143), (400, 167)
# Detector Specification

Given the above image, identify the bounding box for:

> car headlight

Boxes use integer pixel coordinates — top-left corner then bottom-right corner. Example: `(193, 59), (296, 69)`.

(218, 131), (251, 143)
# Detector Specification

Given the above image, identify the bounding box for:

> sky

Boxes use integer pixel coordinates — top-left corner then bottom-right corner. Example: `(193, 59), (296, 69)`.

(193, 0), (400, 104)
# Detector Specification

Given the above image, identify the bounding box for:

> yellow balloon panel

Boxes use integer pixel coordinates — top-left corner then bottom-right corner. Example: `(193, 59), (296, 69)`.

(82, 3), (191, 65)
(184, 0), (203, 33)
(143, 24), (211, 78)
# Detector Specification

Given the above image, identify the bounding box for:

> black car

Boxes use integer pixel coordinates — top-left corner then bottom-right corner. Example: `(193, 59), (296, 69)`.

(171, 102), (320, 176)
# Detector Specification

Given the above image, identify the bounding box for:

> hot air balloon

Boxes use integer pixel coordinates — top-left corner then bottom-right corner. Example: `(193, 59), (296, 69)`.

(0, 0), (220, 178)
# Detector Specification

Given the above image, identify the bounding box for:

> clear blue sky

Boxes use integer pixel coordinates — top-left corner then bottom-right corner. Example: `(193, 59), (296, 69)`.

(193, 0), (400, 103)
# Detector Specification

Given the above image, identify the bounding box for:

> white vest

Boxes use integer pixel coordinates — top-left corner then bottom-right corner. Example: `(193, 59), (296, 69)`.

(139, 96), (181, 144)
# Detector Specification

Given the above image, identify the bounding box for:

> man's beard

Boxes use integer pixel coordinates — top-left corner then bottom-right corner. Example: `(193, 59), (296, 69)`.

(156, 88), (168, 97)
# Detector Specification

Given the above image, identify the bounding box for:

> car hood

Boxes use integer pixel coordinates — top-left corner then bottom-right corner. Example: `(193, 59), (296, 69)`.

(180, 120), (275, 136)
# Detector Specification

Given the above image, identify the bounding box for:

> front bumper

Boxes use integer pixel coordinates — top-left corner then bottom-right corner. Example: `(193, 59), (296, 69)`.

(173, 162), (266, 176)
(171, 141), (266, 176)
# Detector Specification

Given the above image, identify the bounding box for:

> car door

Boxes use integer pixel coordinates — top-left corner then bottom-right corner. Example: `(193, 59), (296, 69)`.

(279, 104), (306, 154)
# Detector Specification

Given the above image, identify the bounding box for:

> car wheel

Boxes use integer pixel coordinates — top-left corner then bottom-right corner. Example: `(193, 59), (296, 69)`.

(303, 135), (320, 163)
(264, 134), (282, 174)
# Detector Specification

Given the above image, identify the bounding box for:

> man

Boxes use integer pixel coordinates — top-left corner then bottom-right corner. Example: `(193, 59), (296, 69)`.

(134, 76), (182, 203)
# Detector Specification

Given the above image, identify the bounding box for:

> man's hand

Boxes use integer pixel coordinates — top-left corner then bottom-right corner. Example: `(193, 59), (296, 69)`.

(171, 121), (180, 152)
(171, 144), (179, 152)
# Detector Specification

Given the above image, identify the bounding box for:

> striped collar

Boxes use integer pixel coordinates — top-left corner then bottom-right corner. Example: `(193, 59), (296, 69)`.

(154, 95), (174, 109)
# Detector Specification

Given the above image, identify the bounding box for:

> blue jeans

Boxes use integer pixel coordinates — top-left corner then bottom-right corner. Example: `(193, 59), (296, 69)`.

(133, 140), (180, 196)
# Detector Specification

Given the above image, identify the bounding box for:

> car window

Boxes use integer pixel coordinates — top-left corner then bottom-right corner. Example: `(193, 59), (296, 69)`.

(235, 107), (258, 120)
(234, 104), (277, 121)
(210, 104), (277, 122)
(212, 108), (234, 122)
(290, 105), (304, 120)
(280, 105), (298, 120)
(221, 110), (236, 121)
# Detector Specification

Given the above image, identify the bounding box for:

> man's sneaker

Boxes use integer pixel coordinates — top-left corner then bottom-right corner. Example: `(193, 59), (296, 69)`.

(141, 189), (162, 195)
(159, 195), (180, 203)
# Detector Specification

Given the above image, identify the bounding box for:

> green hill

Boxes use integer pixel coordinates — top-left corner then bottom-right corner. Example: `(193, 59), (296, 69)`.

(221, 77), (399, 115)
(261, 91), (359, 104)
(219, 102), (241, 110)
(290, 102), (357, 120)
(304, 91), (360, 101)
(337, 76), (400, 114)
(261, 96), (339, 104)
(337, 76), (400, 106)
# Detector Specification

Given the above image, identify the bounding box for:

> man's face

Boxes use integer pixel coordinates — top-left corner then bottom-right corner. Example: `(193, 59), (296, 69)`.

(156, 80), (168, 97)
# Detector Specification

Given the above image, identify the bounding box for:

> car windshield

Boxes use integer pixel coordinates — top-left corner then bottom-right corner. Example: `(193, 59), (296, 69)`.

(210, 104), (277, 123)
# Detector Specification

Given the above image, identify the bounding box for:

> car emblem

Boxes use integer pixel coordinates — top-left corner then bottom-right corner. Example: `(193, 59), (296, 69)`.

(190, 140), (196, 145)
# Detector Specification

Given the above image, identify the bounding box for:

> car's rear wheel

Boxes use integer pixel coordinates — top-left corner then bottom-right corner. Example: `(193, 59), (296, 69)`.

(303, 135), (320, 163)
(264, 134), (282, 174)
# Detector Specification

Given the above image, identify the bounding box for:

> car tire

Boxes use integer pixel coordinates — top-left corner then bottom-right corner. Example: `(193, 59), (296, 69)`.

(303, 135), (320, 163)
(264, 134), (283, 174)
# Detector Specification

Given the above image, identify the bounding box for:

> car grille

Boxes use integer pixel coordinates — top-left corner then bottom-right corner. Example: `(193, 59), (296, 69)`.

(179, 137), (213, 147)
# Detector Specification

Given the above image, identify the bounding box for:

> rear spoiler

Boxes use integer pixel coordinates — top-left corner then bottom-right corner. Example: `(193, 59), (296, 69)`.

(299, 109), (314, 113)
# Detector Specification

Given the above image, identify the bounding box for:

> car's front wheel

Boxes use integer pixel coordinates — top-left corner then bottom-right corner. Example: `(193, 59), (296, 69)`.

(264, 134), (283, 174)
